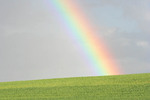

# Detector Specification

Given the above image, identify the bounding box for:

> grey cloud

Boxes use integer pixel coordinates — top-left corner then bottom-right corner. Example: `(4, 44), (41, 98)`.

(100, 28), (150, 74)
(0, 32), (92, 82)
(81, 0), (150, 74)
(0, 0), (93, 82)
(0, 0), (150, 82)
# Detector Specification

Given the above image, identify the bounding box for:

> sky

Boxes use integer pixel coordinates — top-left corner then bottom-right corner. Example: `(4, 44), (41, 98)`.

(0, 0), (150, 82)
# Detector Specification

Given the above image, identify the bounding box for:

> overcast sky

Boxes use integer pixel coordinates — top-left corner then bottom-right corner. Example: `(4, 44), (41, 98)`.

(0, 0), (150, 82)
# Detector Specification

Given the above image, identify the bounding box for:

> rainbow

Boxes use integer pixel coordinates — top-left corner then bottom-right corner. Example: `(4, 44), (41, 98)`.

(46, 0), (121, 75)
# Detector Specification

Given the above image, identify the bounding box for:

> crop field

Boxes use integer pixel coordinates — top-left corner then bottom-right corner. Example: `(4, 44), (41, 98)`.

(0, 73), (150, 100)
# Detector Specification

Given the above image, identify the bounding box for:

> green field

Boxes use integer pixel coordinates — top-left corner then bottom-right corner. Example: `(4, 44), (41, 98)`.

(0, 73), (150, 100)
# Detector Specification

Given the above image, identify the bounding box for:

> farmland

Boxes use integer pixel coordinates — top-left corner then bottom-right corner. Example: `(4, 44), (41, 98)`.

(0, 73), (150, 100)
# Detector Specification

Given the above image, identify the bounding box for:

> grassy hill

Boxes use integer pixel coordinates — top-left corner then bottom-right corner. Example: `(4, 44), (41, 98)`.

(0, 73), (150, 100)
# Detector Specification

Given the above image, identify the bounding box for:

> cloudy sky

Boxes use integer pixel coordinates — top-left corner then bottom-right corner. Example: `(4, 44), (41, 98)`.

(0, 0), (150, 82)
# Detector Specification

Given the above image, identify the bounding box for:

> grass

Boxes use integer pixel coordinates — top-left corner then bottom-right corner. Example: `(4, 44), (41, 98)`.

(0, 73), (150, 100)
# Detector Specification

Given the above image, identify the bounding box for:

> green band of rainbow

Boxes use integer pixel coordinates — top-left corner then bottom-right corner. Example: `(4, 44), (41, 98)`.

(47, 0), (122, 75)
